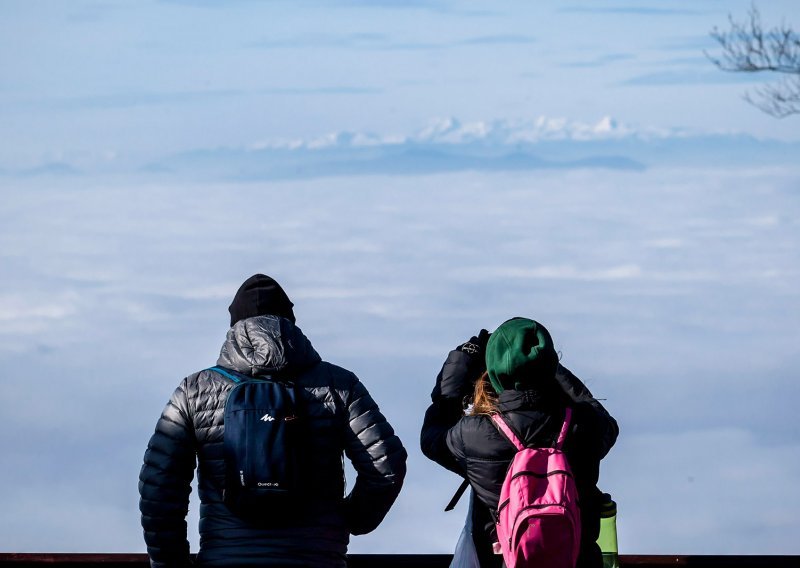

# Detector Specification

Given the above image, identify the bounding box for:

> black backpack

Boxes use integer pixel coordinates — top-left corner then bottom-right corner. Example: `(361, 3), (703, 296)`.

(207, 366), (300, 520)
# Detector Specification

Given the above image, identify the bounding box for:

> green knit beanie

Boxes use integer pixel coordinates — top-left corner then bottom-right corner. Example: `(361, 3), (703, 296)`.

(485, 317), (558, 393)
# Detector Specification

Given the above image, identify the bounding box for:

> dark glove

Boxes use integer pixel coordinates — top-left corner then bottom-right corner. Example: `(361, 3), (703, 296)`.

(452, 328), (491, 387)
(434, 330), (492, 400)
(456, 329), (491, 358)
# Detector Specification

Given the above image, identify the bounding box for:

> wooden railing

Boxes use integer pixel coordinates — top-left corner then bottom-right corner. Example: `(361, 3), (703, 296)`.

(0, 554), (798, 567)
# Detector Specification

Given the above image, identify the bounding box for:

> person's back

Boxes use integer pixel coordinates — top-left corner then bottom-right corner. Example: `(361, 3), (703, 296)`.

(139, 275), (407, 567)
(444, 386), (607, 567)
(421, 318), (618, 568)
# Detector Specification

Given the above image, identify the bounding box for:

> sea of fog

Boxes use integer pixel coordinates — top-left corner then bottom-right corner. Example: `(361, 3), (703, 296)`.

(1, 165), (798, 554)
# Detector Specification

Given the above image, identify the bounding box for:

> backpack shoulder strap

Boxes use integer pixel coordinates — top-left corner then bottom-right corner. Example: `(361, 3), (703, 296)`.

(206, 365), (249, 384)
(492, 408), (573, 451)
(491, 413), (525, 451)
(555, 407), (573, 450)
(444, 479), (470, 512)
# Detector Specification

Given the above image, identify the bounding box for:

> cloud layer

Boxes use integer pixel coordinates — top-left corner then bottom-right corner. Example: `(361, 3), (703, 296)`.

(1, 163), (798, 553)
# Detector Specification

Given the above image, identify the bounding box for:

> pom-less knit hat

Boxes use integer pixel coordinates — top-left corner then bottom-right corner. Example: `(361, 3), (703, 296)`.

(228, 274), (295, 327)
(485, 317), (558, 394)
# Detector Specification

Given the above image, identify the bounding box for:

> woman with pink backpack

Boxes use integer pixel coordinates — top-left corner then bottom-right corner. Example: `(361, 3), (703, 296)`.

(421, 317), (618, 568)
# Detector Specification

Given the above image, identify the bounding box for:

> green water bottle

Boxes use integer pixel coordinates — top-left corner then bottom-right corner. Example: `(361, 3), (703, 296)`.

(596, 493), (619, 568)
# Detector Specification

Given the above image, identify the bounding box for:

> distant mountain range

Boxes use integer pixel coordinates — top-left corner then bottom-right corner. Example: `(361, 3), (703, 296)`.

(4, 117), (799, 180)
(147, 117), (800, 180)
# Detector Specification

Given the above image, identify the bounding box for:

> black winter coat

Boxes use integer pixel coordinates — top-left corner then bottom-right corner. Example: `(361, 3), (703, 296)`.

(139, 316), (407, 568)
(421, 350), (618, 568)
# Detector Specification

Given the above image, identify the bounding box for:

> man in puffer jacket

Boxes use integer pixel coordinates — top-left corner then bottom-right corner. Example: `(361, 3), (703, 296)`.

(139, 274), (407, 567)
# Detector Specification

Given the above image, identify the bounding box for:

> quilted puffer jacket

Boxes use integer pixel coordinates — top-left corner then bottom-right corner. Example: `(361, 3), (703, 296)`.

(139, 315), (407, 568)
(421, 350), (618, 568)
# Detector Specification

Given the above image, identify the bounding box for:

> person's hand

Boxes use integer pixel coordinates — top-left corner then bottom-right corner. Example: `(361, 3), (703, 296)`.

(456, 329), (491, 358)
(434, 329), (492, 400)
(456, 328), (491, 379)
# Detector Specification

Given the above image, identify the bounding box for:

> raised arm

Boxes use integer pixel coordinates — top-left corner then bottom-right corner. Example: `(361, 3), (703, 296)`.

(555, 364), (619, 458)
(420, 350), (473, 475)
(421, 330), (490, 474)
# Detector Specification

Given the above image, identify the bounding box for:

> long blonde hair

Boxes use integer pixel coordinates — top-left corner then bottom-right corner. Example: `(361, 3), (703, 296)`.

(469, 371), (498, 415)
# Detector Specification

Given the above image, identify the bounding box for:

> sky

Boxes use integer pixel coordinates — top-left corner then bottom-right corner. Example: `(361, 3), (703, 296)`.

(1, 0), (799, 558)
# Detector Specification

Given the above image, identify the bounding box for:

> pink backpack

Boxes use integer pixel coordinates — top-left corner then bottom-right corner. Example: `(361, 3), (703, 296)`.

(491, 408), (581, 568)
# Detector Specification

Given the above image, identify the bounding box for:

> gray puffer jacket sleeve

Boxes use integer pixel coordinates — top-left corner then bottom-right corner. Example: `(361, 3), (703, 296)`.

(138, 378), (197, 568)
(339, 373), (407, 535)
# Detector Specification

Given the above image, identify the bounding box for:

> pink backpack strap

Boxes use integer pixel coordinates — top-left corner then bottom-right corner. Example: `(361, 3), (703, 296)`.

(491, 413), (525, 451)
(555, 407), (573, 450)
(493, 407), (573, 450)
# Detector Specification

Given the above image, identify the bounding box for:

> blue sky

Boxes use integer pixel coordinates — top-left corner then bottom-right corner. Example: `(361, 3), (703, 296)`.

(1, 0), (799, 557)
(1, 0), (799, 172)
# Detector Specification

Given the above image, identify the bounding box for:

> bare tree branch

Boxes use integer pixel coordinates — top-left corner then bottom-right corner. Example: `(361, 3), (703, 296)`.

(707, 4), (800, 117)
(745, 75), (800, 117)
